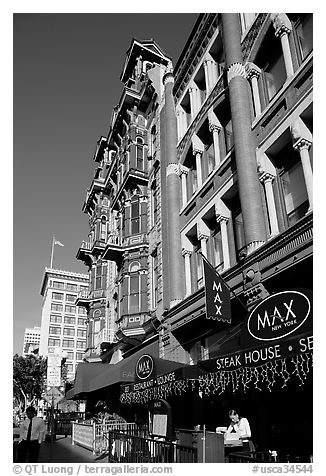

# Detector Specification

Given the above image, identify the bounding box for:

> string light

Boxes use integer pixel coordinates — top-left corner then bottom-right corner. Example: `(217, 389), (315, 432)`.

(119, 352), (313, 404)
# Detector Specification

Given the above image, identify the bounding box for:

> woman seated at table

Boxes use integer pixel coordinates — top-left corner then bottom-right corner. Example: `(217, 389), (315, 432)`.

(226, 409), (254, 451)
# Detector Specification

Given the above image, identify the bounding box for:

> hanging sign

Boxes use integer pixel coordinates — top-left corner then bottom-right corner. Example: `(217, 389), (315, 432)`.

(203, 258), (231, 323)
(242, 288), (312, 349)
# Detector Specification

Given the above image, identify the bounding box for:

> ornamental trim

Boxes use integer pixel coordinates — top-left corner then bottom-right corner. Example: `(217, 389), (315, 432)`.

(227, 62), (247, 83)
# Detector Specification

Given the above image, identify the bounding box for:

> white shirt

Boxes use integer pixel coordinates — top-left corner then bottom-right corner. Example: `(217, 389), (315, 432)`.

(226, 417), (251, 439)
(19, 417), (46, 443)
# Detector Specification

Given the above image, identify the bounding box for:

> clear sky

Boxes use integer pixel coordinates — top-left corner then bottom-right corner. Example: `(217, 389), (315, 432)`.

(13, 12), (199, 355)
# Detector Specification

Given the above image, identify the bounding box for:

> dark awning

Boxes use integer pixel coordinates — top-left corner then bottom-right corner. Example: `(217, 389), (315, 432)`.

(65, 388), (75, 400)
(72, 362), (111, 397)
(89, 354), (183, 393)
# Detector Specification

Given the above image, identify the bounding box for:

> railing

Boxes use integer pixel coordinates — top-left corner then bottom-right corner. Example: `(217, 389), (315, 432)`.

(102, 431), (197, 463)
(72, 422), (95, 451)
(107, 233), (124, 246)
(80, 240), (92, 251)
(228, 451), (273, 463)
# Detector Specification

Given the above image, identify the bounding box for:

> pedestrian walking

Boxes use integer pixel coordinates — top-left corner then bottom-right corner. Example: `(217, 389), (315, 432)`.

(17, 406), (46, 462)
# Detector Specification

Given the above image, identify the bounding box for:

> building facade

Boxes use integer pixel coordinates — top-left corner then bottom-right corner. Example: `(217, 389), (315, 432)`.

(22, 326), (41, 355)
(76, 13), (312, 456)
(39, 268), (89, 381)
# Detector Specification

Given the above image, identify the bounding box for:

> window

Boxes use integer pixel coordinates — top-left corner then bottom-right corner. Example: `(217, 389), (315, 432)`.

(136, 137), (144, 170)
(62, 339), (74, 348)
(151, 181), (158, 226)
(64, 316), (75, 325)
(280, 161), (309, 226)
(48, 338), (60, 347)
(53, 281), (64, 289)
(63, 327), (75, 336)
(100, 216), (107, 241)
(131, 196), (140, 234)
(51, 303), (63, 312)
(65, 305), (76, 314)
(66, 364), (74, 373)
(239, 13), (257, 34)
(93, 263), (105, 290)
(78, 307), (87, 315)
(76, 352), (84, 361)
(52, 292), (64, 301)
(264, 54), (287, 101)
(66, 294), (77, 303)
(66, 283), (78, 292)
(77, 329), (86, 338)
(50, 314), (62, 324)
(78, 318), (86, 325)
(128, 262), (140, 314)
(233, 210), (246, 258)
(213, 229), (224, 271)
(224, 119), (234, 153)
(80, 285), (88, 293)
(66, 352), (74, 360)
(295, 15), (313, 61)
(76, 340), (86, 349)
(49, 326), (61, 335)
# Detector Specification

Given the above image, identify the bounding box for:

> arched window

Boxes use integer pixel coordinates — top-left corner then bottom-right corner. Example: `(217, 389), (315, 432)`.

(128, 262), (141, 314)
(136, 137), (144, 170)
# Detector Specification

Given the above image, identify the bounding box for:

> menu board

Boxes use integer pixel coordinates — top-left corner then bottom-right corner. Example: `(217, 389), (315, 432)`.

(152, 414), (167, 437)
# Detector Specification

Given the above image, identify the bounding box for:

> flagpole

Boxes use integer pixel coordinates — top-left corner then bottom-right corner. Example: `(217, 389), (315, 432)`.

(50, 236), (55, 269)
(199, 252), (248, 313)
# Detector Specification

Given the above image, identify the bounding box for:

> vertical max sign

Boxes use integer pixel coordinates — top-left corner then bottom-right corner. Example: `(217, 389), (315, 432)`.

(202, 257), (232, 323)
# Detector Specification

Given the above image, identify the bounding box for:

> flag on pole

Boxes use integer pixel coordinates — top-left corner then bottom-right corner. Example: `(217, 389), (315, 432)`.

(54, 239), (64, 247)
(202, 256), (232, 323)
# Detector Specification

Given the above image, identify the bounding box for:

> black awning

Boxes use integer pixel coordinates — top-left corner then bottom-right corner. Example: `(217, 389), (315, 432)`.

(73, 362), (112, 397)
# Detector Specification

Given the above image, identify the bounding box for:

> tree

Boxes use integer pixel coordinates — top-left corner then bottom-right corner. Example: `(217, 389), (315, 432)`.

(13, 354), (47, 411)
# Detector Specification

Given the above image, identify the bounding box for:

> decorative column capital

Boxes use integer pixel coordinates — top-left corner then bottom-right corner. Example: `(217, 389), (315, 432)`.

(192, 147), (203, 157)
(227, 62), (246, 83)
(179, 164), (189, 176)
(245, 62), (261, 80)
(259, 171), (275, 184)
(197, 232), (209, 242)
(163, 70), (174, 85)
(293, 138), (312, 151)
(209, 121), (222, 133)
(216, 214), (229, 225)
(271, 13), (292, 38)
(166, 163), (180, 177)
(182, 248), (192, 257)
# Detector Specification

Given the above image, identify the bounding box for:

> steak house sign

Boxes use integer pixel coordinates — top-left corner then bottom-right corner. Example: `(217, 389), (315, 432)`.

(199, 289), (313, 374)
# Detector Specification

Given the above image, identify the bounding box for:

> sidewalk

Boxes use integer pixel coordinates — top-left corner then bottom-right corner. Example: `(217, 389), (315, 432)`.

(38, 436), (106, 463)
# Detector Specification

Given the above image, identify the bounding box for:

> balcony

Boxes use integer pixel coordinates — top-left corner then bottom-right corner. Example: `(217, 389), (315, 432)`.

(76, 240), (93, 267)
(103, 233), (149, 262)
(75, 289), (107, 308)
(82, 176), (107, 214)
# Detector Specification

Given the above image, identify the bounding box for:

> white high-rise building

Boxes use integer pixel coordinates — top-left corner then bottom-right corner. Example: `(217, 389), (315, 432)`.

(39, 268), (89, 381)
(22, 326), (41, 355)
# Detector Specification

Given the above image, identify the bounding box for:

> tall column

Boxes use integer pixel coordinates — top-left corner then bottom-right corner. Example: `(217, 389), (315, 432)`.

(209, 122), (222, 166)
(222, 13), (266, 254)
(180, 165), (189, 207)
(193, 148), (203, 188)
(259, 172), (279, 237)
(216, 214), (231, 270)
(245, 62), (262, 116)
(163, 71), (185, 306)
(189, 84), (201, 119)
(271, 13), (294, 77)
(182, 249), (192, 296)
(291, 118), (313, 212)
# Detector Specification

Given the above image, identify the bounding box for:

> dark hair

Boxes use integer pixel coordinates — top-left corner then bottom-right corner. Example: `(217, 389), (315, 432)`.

(229, 409), (241, 418)
(26, 406), (36, 414)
